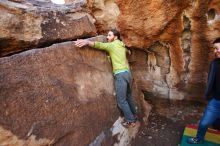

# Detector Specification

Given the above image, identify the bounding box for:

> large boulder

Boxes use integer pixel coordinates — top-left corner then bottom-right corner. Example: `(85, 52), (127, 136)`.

(116, 0), (190, 49)
(0, 36), (120, 146)
(0, 0), (97, 57)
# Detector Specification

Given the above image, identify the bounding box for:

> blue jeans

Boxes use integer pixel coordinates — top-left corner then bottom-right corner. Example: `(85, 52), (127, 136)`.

(114, 71), (137, 122)
(196, 98), (220, 141)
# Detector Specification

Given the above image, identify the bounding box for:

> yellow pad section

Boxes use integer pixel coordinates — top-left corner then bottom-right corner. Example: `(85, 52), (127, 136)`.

(184, 125), (220, 144)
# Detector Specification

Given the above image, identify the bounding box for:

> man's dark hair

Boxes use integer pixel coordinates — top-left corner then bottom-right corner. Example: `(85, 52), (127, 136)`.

(110, 29), (121, 40)
(213, 37), (220, 44)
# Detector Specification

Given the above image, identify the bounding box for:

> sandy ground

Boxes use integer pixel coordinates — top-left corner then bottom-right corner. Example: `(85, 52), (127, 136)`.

(131, 97), (206, 146)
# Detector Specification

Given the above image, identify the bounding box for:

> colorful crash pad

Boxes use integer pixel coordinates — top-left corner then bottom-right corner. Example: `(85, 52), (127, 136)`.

(180, 124), (220, 146)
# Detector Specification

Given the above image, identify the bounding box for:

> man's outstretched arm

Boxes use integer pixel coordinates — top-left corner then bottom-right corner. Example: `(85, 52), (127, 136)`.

(74, 39), (95, 48)
(74, 39), (111, 51)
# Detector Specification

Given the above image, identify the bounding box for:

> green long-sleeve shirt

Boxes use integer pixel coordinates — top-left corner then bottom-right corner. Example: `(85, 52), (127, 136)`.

(94, 39), (129, 74)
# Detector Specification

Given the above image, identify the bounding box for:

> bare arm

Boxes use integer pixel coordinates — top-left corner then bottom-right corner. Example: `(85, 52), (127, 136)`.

(74, 39), (95, 48)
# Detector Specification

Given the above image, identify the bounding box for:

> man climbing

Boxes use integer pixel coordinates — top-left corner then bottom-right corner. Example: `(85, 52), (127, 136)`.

(187, 37), (220, 144)
(74, 29), (137, 127)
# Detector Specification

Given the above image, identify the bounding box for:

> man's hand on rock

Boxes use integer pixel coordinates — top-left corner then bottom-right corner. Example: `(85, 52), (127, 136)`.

(127, 49), (132, 55)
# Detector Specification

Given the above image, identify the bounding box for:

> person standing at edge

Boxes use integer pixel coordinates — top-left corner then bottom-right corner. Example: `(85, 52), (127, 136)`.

(187, 37), (220, 144)
(74, 29), (137, 127)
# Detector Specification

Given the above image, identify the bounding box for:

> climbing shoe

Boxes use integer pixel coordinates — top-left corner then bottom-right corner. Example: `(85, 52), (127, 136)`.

(187, 137), (203, 144)
(121, 121), (136, 128)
